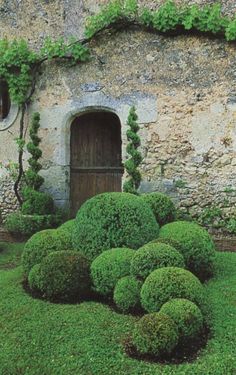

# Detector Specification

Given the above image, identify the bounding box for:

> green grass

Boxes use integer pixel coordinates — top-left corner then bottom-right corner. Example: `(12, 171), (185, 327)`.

(0, 243), (236, 375)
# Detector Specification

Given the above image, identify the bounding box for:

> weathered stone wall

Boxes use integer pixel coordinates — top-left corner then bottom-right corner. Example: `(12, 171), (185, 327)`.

(0, 1), (236, 226)
(0, 177), (19, 223)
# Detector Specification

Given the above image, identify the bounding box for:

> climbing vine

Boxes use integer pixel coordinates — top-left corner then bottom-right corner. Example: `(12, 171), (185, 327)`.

(1, 0), (236, 203)
(123, 106), (142, 194)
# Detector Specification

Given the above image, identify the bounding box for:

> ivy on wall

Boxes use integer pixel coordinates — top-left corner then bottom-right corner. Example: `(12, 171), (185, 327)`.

(0, 0), (236, 202)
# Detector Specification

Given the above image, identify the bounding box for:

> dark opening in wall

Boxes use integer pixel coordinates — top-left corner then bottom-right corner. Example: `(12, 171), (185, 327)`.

(0, 80), (11, 120)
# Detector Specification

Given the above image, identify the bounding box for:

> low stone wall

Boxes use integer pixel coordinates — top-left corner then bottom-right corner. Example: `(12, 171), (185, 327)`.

(0, 177), (19, 223)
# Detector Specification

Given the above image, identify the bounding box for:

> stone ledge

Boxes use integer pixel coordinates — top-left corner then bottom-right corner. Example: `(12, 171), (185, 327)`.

(214, 237), (236, 252)
(0, 226), (25, 243)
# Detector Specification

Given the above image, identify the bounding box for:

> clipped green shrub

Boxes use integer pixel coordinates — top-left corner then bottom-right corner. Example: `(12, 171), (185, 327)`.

(132, 312), (179, 357)
(150, 237), (183, 253)
(21, 189), (54, 215)
(28, 264), (41, 292)
(160, 298), (204, 342)
(141, 267), (204, 313)
(22, 228), (72, 276)
(57, 219), (76, 249)
(28, 251), (90, 301)
(141, 192), (176, 226)
(159, 221), (216, 280)
(113, 276), (142, 313)
(130, 242), (185, 279)
(73, 192), (159, 260)
(91, 248), (135, 296)
(5, 212), (62, 237)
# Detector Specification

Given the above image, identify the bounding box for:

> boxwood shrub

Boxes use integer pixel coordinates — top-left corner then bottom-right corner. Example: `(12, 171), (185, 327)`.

(159, 221), (216, 280)
(140, 192), (176, 226)
(57, 219), (76, 249)
(150, 237), (183, 253)
(73, 192), (159, 260)
(141, 267), (204, 313)
(113, 276), (142, 313)
(22, 228), (72, 276)
(132, 312), (179, 357)
(160, 298), (204, 342)
(5, 212), (62, 237)
(130, 242), (185, 279)
(91, 247), (135, 296)
(21, 189), (54, 215)
(28, 251), (90, 301)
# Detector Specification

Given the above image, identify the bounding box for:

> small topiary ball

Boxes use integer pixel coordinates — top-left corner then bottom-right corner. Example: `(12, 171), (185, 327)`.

(159, 221), (216, 280)
(73, 192), (159, 261)
(160, 299), (204, 342)
(22, 229), (72, 276)
(150, 237), (183, 253)
(91, 248), (135, 296)
(28, 251), (90, 301)
(140, 192), (176, 226)
(141, 267), (204, 313)
(132, 312), (179, 357)
(113, 276), (142, 313)
(57, 219), (76, 249)
(130, 242), (185, 279)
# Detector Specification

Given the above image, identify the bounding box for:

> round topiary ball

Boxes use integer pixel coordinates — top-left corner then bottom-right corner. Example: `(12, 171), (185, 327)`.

(113, 276), (142, 313)
(57, 219), (76, 249)
(91, 248), (135, 296)
(73, 192), (159, 260)
(132, 312), (179, 357)
(130, 242), (185, 279)
(22, 229), (72, 276)
(159, 221), (216, 280)
(141, 267), (204, 313)
(28, 251), (90, 301)
(140, 192), (176, 226)
(150, 237), (183, 253)
(160, 298), (204, 342)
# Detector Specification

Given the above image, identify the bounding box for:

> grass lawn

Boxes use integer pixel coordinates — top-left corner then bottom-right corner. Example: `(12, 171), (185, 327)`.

(0, 242), (236, 375)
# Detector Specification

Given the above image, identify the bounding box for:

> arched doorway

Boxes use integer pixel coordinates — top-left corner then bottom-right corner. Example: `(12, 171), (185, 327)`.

(70, 111), (123, 216)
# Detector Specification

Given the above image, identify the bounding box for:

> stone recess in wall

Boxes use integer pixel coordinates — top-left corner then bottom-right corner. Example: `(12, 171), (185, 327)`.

(33, 90), (157, 207)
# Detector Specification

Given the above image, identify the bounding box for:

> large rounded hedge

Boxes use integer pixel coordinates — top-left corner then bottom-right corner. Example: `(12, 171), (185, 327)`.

(160, 299), (204, 342)
(140, 192), (176, 226)
(159, 221), (216, 280)
(130, 242), (185, 279)
(113, 276), (142, 313)
(91, 248), (135, 296)
(73, 192), (159, 260)
(22, 229), (72, 276)
(28, 251), (90, 301)
(132, 312), (179, 357)
(141, 267), (204, 313)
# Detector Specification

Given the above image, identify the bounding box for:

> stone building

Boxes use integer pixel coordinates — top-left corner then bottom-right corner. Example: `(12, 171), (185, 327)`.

(0, 0), (236, 222)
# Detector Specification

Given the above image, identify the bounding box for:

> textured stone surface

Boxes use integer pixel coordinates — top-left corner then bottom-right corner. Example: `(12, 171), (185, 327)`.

(0, 1), (236, 225)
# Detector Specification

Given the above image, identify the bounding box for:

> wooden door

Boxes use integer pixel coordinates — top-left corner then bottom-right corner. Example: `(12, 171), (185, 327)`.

(70, 111), (123, 216)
